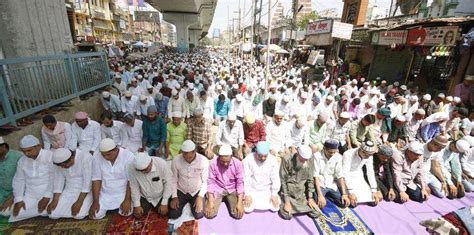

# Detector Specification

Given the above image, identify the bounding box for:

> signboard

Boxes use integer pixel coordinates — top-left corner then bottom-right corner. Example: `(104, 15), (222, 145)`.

(332, 21), (353, 40)
(351, 29), (370, 43)
(372, 30), (407, 45)
(305, 33), (333, 46)
(307, 50), (325, 65)
(306, 19), (333, 35)
(406, 26), (458, 46)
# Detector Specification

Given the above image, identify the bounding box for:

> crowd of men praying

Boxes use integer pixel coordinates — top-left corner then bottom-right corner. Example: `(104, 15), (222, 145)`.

(0, 48), (473, 223)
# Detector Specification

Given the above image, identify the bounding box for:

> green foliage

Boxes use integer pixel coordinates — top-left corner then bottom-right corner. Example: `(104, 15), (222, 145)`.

(296, 12), (319, 30)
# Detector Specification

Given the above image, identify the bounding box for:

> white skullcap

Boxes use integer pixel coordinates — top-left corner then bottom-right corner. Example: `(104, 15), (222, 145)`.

(102, 91), (110, 98)
(0, 137), (4, 144)
(236, 94), (243, 101)
(283, 95), (290, 102)
(146, 84), (153, 89)
(456, 140), (470, 153)
(394, 82), (400, 86)
(131, 78), (137, 82)
(245, 113), (255, 124)
(124, 91), (132, 97)
(172, 111), (182, 118)
(318, 112), (329, 122)
(20, 135), (40, 149)
(175, 84), (181, 89)
(52, 148), (72, 164)
(326, 95), (335, 101)
(227, 112), (237, 121)
(400, 85), (407, 90)
(297, 145), (313, 160)
(216, 84), (222, 90)
(99, 138), (116, 152)
(219, 144), (233, 156)
(232, 84), (239, 89)
(134, 152), (152, 170)
(416, 109), (426, 115)
(407, 141), (424, 155)
(139, 95), (147, 101)
(381, 80), (387, 84)
(352, 79), (358, 84)
(274, 110), (284, 116)
(340, 112), (351, 119)
(219, 80), (226, 85)
(301, 92), (308, 99)
(423, 94), (431, 101)
(446, 96), (453, 102)
(137, 75), (143, 79)
(396, 115), (406, 122)
(171, 90), (178, 96)
(410, 96), (418, 101)
(437, 93), (445, 98)
(181, 140), (196, 152)
(453, 97), (461, 103)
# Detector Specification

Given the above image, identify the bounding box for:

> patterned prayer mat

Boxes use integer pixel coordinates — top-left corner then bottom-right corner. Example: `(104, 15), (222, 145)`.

(2, 212), (198, 235)
(312, 200), (373, 234)
(3, 216), (109, 234)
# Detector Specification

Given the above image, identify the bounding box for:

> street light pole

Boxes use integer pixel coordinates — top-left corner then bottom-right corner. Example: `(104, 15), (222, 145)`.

(87, 0), (96, 41)
(265, 0), (276, 94)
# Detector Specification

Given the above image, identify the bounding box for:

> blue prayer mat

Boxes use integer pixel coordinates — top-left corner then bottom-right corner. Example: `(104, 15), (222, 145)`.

(312, 200), (373, 234)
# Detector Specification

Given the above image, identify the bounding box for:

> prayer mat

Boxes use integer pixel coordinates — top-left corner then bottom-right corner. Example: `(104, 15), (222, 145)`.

(0, 216), (10, 234)
(3, 216), (109, 234)
(175, 220), (199, 235)
(106, 210), (169, 234)
(312, 200), (372, 234)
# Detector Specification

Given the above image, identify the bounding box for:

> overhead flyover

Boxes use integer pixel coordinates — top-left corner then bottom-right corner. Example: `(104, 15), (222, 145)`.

(147, 0), (217, 51)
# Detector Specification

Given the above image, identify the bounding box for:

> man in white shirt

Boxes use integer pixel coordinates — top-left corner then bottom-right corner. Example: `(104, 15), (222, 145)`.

(100, 112), (124, 147)
(460, 136), (474, 192)
(89, 139), (134, 219)
(184, 91), (201, 119)
(100, 91), (121, 118)
(71, 112), (101, 155)
(169, 140), (209, 219)
(47, 148), (93, 219)
(137, 95), (156, 118)
(407, 109), (425, 142)
(122, 113), (144, 153)
(214, 113), (245, 159)
(129, 78), (143, 97)
(121, 91), (139, 116)
(10, 135), (53, 222)
(41, 115), (73, 151)
(266, 111), (290, 157)
(167, 89), (186, 121)
(288, 116), (309, 151)
(113, 75), (127, 95)
(342, 141), (382, 207)
(243, 141), (280, 213)
(199, 91), (214, 120)
(230, 94), (246, 120)
(423, 135), (450, 198)
(327, 112), (352, 153)
(313, 139), (349, 208)
(129, 152), (172, 218)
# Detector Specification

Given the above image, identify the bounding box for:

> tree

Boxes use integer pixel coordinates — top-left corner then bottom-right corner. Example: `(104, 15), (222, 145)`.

(296, 12), (319, 30)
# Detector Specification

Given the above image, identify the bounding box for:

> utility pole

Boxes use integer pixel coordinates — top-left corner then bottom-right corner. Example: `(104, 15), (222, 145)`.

(250, 0), (255, 64)
(289, 0), (297, 49)
(265, 0), (276, 94)
(228, 5), (231, 56)
(241, 0), (246, 72)
(87, 0), (96, 41)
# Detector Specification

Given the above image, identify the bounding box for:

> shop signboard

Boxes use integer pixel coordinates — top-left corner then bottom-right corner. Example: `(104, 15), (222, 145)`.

(332, 21), (353, 40)
(371, 30), (407, 45)
(406, 26), (458, 46)
(306, 19), (333, 35)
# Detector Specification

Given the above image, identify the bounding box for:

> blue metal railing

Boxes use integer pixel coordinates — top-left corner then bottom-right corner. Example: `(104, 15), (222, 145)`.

(0, 52), (111, 126)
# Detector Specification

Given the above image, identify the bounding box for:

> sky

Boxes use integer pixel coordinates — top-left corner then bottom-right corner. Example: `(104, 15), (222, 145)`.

(208, 0), (394, 34)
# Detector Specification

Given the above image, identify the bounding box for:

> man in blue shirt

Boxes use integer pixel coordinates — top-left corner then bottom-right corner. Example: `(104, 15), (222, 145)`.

(214, 94), (231, 125)
(155, 93), (170, 120)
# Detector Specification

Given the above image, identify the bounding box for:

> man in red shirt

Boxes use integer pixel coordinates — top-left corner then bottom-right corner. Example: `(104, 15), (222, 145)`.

(243, 114), (266, 156)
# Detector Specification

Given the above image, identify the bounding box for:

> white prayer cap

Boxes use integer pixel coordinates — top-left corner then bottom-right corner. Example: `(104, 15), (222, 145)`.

(124, 91), (132, 97)
(20, 135), (40, 149)
(134, 152), (152, 170)
(146, 84), (153, 89)
(446, 96), (453, 102)
(219, 80), (226, 85)
(462, 136), (474, 147)
(283, 95), (290, 102)
(216, 84), (222, 90)
(0, 137), (4, 144)
(131, 78), (137, 82)
(219, 144), (233, 156)
(394, 82), (400, 86)
(400, 85), (407, 90)
(340, 112), (351, 119)
(274, 110), (284, 116)
(395, 115), (406, 122)
(232, 84), (239, 89)
(99, 138), (116, 152)
(381, 80), (387, 84)
(318, 112), (329, 122)
(102, 91), (110, 98)
(181, 140), (196, 152)
(363, 82), (369, 86)
(465, 75), (474, 81)
(301, 92), (308, 99)
(407, 141), (424, 155)
(456, 140), (470, 153)
(297, 145), (312, 160)
(172, 111), (182, 118)
(236, 94), (243, 101)
(175, 84), (181, 89)
(410, 95), (418, 101)
(326, 95), (335, 101)
(422, 94), (431, 101)
(416, 109), (426, 115)
(454, 97), (461, 103)
(171, 89), (178, 96)
(227, 112), (237, 121)
(139, 95), (147, 101)
(137, 75), (143, 79)
(437, 93), (445, 99)
(245, 113), (256, 124)
(52, 148), (72, 164)
(351, 79), (358, 84)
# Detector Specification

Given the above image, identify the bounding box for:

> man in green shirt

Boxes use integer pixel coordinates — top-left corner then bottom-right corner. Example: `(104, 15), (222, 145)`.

(349, 114), (376, 148)
(0, 137), (22, 217)
(166, 112), (187, 160)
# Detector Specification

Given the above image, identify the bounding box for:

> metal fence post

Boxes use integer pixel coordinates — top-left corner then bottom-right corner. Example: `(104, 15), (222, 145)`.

(102, 53), (111, 84)
(66, 54), (79, 96)
(0, 74), (16, 126)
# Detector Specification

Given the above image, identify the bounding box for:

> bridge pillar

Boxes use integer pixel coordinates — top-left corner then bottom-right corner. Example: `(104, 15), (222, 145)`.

(163, 13), (197, 52)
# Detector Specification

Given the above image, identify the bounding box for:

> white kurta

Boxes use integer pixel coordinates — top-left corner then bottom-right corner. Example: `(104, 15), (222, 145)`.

(137, 97), (156, 116)
(101, 121), (125, 146)
(122, 119), (143, 153)
(10, 149), (54, 222)
(265, 120), (290, 152)
(92, 148), (135, 219)
(342, 148), (377, 203)
(50, 150), (93, 219)
(121, 96), (139, 115)
(71, 120), (101, 153)
(230, 100), (246, 118)
(243, 153), (281, 212)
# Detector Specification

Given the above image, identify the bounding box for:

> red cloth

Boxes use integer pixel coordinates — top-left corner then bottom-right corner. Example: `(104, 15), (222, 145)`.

(442, 213), (469, 235)
(243, 120), (266, 147)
